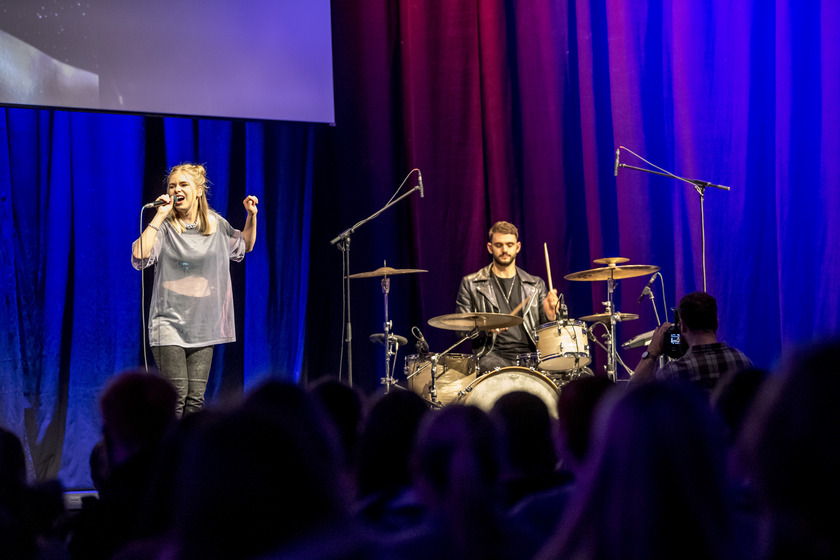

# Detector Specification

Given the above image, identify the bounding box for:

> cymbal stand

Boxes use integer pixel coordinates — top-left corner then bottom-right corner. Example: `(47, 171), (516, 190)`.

(604, 274), (618, 382)
(380, 267), (397, 392)
(587, 322), (634, 376)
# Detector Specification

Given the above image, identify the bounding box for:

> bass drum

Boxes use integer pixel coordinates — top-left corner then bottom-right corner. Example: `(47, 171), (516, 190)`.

(456, 366), (560, 419)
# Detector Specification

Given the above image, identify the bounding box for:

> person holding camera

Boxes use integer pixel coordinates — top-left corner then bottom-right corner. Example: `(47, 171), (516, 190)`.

(628, 291), (753, 393)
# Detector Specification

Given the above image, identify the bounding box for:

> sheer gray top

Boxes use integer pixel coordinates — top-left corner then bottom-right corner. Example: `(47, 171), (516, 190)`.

(132, 212), (246, 347)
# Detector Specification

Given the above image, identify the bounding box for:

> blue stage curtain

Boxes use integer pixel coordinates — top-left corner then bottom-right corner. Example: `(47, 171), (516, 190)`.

(1, 108), (313, 487)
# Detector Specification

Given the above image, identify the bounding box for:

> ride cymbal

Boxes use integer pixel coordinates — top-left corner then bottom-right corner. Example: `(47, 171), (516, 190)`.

(564, 264), (659, 281)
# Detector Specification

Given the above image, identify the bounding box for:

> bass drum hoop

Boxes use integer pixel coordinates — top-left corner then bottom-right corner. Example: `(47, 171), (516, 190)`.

(457, 366), (560, 419)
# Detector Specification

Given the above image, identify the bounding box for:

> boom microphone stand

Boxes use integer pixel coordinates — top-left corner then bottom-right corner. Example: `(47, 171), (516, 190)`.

(330, 170), (423, 387)
(615, 146), (730, 292)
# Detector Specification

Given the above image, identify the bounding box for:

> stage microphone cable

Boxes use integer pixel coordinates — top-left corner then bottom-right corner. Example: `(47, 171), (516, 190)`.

(138, 209), (150, 372)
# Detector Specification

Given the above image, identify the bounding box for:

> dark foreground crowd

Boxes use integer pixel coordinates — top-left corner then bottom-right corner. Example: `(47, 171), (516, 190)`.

(1, 338), (838, 560)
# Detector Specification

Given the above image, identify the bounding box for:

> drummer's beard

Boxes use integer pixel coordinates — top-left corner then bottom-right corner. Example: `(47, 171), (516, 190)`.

(492, 252), (517, 271)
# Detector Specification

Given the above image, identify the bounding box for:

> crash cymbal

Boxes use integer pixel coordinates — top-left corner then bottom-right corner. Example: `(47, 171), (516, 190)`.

(622, 329), (655, 349)
(579, 312), (639, 323)
(369, 333), (409, 346)
(348, 266), (428, 279)
(564, 264), (659, 281)
(592, 257), (630, 265)
(428, 312), (524, 331)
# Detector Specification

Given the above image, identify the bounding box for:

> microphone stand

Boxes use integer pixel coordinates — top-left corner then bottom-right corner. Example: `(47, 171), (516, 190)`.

(640, 272), (663, 326)
(330, 185), (422, 387)
(617, 157), (729, 292)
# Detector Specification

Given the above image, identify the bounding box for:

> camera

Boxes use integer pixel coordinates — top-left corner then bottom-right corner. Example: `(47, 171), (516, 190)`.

(663, 310), (687, 359)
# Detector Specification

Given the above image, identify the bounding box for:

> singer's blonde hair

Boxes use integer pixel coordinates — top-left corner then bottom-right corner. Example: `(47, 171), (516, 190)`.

(165, 163), (215, 235)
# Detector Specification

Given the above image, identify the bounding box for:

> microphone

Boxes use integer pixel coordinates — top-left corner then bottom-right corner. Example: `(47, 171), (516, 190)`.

(559, 293), (568, 320)
(614, 148), (621, 177)
(637, 273), (657, 303)
(413, 327), (429, 356)
(418, 170), (424, 198)
(143, 196), (181, 209)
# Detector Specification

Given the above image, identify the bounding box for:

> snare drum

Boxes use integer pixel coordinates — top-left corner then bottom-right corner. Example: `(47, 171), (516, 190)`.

(456, 366), (560, 419)
(516, 352), (542, 370)
(405, 353), (478, 405)
(535, 319), (591, 371)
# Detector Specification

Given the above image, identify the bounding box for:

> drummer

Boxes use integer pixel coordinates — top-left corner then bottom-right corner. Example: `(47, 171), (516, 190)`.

(456, 221), (560, 372)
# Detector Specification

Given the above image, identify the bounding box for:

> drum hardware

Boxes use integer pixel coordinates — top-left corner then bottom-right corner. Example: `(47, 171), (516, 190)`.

(330, 168), (424, 387)
(405, 326), (481, 407)
(586, 323), (635, 377)
(352, 261), (428, 393)
(423, 312), (520, 406)
(566, 259), (659, 381)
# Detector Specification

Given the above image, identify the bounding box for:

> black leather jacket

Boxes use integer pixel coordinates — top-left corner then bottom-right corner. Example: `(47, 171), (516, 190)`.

(455, 264), (551, 357)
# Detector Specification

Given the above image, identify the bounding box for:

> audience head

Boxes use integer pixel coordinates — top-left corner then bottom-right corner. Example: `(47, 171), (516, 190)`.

(554, 375), (614, 472)
(540, 381), (732, 560)
(356, 389), (428, 498)
(412, 405), (500, 508)
(490, 391), (556, 478)
(98, 369), (178, 465)
(677, 291), (718, 333)
(308, 378), (364, 469)
(710, 367), (767, 444)
(739, 339), (840, 559)
(173, 379), (348, 560)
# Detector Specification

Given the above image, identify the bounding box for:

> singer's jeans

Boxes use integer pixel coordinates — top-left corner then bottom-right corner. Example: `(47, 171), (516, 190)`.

(151, 345), (213, 417)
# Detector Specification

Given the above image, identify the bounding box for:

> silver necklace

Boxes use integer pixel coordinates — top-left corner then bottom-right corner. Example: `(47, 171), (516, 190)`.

(493, 272), (517, 305)
(180, 218), (198, 230)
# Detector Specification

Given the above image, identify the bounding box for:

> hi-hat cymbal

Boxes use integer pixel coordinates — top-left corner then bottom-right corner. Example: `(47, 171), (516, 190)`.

(369, 333), (409, 346)
(565, 264), (659, 281)
(579, 312), (639, 323)
(428, 312), (524, 331)
(348, 266), (428, 279)
(593, 257), (630, 265)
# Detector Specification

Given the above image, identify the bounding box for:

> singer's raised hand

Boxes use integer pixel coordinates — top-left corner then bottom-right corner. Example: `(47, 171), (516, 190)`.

(242, 195), (259, 252)
(243, 195), (259, 215)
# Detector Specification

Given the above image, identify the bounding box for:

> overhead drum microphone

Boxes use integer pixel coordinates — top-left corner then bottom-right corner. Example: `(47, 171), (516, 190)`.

(614, 148), (621, 177)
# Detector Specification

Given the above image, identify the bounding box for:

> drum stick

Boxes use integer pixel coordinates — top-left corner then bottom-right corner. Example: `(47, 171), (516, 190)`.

(509, 293), (534, 316)
(544, 243), (554, 293)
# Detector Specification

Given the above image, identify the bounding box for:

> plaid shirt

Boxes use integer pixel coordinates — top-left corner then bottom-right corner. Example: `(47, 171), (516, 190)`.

(655, 342), (753, 392)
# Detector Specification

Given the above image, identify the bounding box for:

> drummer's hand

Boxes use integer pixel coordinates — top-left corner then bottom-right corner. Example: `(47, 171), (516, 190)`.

(543, 289), (559, 320)
(647, 322), (671, 357)
(492, 327), (509, 334)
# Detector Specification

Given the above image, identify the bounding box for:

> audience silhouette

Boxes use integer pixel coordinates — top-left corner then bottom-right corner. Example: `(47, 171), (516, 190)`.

(5, 339), (839, 560)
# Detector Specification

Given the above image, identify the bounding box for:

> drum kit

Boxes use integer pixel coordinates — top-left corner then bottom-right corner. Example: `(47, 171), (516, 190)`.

(349, 257), (659, 414)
